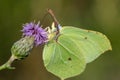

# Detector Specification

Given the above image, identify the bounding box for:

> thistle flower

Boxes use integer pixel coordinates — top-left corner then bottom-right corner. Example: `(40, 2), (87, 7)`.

(11, 36), (34, 60)
(22, 22), (48, 46)
(11, 22), (48, 60)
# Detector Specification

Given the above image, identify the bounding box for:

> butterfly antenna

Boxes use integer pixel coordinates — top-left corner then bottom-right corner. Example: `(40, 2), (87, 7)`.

(40, 12), (49, 26)
(47, 9), (59, 35)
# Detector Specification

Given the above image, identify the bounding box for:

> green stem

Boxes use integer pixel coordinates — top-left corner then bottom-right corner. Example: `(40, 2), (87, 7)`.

(0, 55), (16, 71)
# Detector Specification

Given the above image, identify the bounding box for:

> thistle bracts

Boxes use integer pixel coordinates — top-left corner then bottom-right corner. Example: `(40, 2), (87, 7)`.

(11, 36), (34, 60)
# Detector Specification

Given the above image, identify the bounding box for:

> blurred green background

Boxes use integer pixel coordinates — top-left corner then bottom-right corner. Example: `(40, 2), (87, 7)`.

(0, 0), (120, 80)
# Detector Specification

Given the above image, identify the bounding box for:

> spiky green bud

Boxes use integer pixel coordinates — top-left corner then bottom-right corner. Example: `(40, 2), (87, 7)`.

(11, 36), (34, 60)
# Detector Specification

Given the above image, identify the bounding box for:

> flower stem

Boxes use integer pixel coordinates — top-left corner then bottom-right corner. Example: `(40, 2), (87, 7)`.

(0, 55), (16, 71)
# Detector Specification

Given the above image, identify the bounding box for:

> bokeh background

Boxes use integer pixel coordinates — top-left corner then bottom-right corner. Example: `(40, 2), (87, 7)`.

(0, 0), (120, 80)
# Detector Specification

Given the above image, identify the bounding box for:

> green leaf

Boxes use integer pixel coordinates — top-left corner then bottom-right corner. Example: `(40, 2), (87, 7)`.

(60, 26), (112, 63)
(43, 37), (86, 79)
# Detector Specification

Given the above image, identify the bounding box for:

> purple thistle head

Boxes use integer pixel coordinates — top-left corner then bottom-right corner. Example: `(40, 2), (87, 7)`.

(22, 22), (48, 46)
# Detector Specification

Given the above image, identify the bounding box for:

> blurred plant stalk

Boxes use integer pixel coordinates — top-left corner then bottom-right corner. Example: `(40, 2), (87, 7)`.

(0, 36), (34, 71)
(0, 55), (16, 70)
